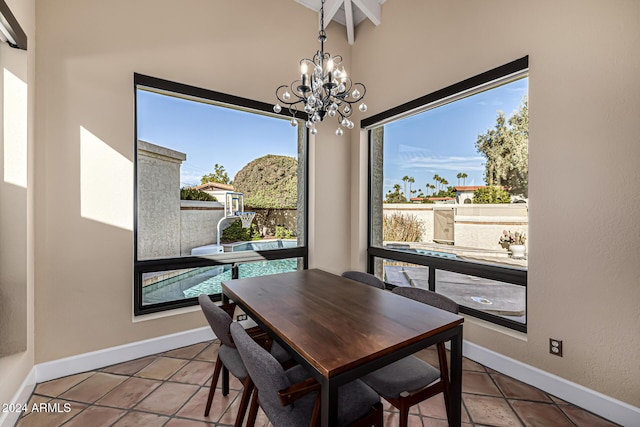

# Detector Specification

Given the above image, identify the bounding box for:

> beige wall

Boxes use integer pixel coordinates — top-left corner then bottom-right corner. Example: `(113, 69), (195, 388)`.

(20, 0), (639, 412)
(351, 0), (640, 406)
(0, 0), (35, 407)
(34, 0), (353, 363)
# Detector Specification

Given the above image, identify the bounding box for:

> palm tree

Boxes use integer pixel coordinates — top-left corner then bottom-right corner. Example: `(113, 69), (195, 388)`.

(408, 177), (415, 196)
(461, 172), (468, 185)
(402, 176), (410, 199)
(433, 174), (441, 191)
(457, 172), (463, 186)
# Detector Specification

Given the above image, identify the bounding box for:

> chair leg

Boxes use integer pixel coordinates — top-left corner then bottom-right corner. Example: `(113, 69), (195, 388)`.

(246, 388), (259, 427)
(205, 357), (223, 417)
(234, 376), (254, 427)
(398, 401), (409, 427)
(222, 365), (230, 396)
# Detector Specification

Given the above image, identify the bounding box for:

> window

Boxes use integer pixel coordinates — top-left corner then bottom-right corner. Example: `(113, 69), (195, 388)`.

(134, 74), (308, 315)
(364, 57), (528, 331)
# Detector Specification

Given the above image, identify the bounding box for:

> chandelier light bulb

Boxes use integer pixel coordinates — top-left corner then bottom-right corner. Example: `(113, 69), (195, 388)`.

(328, 109), (336, 117)
(301, 62), (308, 74)
(273, 103), (282, 113)
(352, 89), (360, 98)
(336, 127), (344, 136)
(343, 105), (351, 114)
(290, 118), (297, 127)
(283, 91), (291, 100)
(311, 127), (318, 135)
(306, 120), (313, 128)
(359, 103), (368, 112)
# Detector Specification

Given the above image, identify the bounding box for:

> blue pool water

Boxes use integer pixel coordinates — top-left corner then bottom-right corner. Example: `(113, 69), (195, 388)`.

(182, 258), (298, 298)
(230, 240), (297, 251)
(386, 243), (456, 259)
(142, 257), (299, 305)
(415, 249), (456, 259)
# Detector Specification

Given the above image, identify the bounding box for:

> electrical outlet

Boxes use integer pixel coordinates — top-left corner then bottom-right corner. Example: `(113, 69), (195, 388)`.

(549, 338), (563, 357)
(237, 314), (248, 321)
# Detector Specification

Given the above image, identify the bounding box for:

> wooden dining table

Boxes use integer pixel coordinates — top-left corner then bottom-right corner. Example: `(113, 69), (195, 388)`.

(222, 268), (464, 427)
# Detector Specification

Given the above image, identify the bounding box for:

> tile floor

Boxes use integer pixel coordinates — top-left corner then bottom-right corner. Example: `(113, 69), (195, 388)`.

(16, 340), (619, 427)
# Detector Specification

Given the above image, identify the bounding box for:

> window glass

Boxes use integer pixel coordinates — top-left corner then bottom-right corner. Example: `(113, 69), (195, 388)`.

(371, 77), (529, 268)
(367, 59), (528, 331)
(134, 75), (307, 314)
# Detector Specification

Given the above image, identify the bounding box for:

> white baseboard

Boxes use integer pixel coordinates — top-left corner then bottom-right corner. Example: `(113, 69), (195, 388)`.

(0, 366), (36, 427)
(463, 341), (640, 427)
(4, 329), (637, 427)
(36, 326), (214, 383)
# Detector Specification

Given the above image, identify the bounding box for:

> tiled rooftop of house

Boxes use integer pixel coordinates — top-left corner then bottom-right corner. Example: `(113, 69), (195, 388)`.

(16, 341), (619, 427)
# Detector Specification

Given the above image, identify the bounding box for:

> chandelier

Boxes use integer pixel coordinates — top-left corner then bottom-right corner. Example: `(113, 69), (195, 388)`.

(273, 0), (367, 136)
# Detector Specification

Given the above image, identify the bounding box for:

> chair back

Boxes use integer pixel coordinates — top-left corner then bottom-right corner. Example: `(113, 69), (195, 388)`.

(230, 322), (292, 412)
(392, 287), (459, 314)
(341, 271), (385, 289)
(198, 294), (234, 347)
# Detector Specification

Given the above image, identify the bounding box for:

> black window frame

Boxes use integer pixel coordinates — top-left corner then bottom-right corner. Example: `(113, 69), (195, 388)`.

(133, 73), (309, 316)
(363, 57), (529, 333)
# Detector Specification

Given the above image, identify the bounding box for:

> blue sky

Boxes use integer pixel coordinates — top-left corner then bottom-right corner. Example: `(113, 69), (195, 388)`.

(383, 78), (528, 195)
(137, 90), (298, 187)
(137, 77), (527, 191)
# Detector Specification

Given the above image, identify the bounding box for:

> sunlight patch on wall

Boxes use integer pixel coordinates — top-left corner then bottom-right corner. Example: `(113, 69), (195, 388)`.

(80, 126), (133, 230)
(3, 68), (27, 188)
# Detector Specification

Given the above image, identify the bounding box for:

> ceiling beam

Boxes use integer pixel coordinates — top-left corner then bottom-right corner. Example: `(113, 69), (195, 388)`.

(322, 0), (342, 29)
(352, 0), (381, 26)
(343, 0), (355, 45)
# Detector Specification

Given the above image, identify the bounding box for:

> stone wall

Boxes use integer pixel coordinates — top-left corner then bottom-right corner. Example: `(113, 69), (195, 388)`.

(380, 203), (528, 251)
(137, 140), (186, 260)
(180, 201), (225, 255)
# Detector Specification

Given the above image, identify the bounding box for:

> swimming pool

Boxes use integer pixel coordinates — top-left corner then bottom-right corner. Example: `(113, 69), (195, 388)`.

(142, 258), (299, 305)
(385, 243), (456, 259)
(415, 249), (456, 259)
(229, 239), (298, 252)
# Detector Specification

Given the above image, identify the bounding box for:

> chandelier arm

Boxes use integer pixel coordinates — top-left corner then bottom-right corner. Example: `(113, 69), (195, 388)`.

(352, 82), (367, 100)
(275, 83), (307, 106)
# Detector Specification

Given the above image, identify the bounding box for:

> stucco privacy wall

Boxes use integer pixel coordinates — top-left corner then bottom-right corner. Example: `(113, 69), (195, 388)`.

(350, 0), (640, 407)
(34, 0), (352, 363)
(0, 0), (36, 409)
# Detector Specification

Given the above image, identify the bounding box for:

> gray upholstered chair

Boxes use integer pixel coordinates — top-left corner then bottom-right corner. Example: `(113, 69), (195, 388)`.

(230, 322), (383, 427)
(198, 294), (292, 427)
(341, 270), (386, 289)
(361, 287), (459, 427)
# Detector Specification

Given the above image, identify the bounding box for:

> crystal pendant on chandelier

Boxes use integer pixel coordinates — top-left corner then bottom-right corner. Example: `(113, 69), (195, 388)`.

(273, 0), (367, 136)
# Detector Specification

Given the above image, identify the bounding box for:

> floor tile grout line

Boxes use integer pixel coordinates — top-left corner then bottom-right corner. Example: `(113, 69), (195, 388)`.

(488, 369), (584, 427)
(485, 367), (527, 427)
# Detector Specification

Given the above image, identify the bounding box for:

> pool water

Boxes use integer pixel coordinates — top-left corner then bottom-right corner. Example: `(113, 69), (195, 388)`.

(415, 249), (456, 259)
(142, 258), (299, 305)
(182, 258), (298, 298)
(229, 240), (297, 251)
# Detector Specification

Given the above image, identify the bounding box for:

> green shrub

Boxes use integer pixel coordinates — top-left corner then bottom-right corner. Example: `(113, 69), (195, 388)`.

(180, 187), (217, 201)
(221, 219), (260, 243)
(473, 186), (511, 204)
(383, 213), (425, 242)
(275, 225), (295, 239)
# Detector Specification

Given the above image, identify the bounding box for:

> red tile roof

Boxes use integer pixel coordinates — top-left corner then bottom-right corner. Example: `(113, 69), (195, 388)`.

(194, 182), (235, 191)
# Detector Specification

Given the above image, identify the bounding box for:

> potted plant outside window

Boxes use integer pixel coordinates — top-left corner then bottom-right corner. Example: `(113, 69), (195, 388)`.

(499, 230), (527, 259)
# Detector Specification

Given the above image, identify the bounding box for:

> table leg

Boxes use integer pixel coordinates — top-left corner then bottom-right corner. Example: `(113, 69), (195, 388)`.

(448, 326), (463, 427)
(320, 378), (339, 427)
